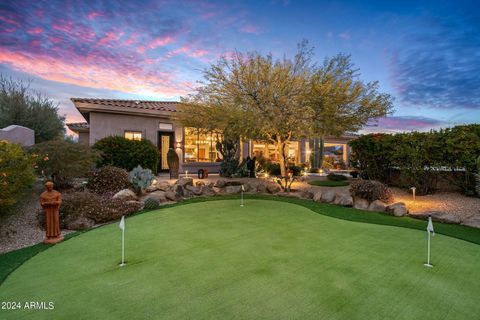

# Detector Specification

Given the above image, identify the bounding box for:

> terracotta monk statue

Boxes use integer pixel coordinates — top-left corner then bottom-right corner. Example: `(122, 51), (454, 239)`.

(40, 181), (64, 244)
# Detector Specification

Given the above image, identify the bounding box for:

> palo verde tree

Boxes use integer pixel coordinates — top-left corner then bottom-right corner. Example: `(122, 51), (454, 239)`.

(306, 54), (394, 170)
(181, 41), (393, 188)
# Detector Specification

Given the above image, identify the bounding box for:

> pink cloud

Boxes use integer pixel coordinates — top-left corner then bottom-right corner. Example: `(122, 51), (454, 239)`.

(239, 24), (261, 34)
(189, 49), (209, 57)
(27, 27), (43, 35)
(137, 45), (146, 54)
(0, 48), (189, 98)
(147, 35), (175, 49)
(49, 36), (63, 44)
(0, 15), (20, 27)
(124, 33), (139, 45)
(98, 31), (124, 46)
(87, 11), (102, 20)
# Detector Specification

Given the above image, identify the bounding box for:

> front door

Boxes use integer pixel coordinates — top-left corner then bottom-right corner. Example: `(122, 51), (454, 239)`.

(158, 131), (174, 172)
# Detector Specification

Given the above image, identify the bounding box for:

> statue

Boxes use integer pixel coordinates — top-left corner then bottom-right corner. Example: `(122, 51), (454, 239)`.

(40, 181), (64, 244)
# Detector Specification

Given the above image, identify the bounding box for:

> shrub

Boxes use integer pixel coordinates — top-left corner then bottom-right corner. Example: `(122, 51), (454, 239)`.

(349, 125), (480, 195)
(93, 136), (160, 173)
(128, 165), (155, 194)
(86, 165), (130, 195)
(350, 180), (393, 203)
(327, 173), (348, 181)
(60, 191), (141, 224)
(29, 139), (98, 189)
(143, 197), (160, 210)
(0, 141), (36, 212)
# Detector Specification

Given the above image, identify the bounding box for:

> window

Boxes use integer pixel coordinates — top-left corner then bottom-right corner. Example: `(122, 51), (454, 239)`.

(252, 140), (300, 164)
(124, 131), (142, 141)
(184, 128), (222, 162)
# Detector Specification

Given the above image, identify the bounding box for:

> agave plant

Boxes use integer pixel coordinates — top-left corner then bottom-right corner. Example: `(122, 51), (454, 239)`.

(128, 165), (155, 194)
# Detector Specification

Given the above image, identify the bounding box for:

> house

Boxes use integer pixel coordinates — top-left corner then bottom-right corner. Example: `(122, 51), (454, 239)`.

(67, 98), (355, 173)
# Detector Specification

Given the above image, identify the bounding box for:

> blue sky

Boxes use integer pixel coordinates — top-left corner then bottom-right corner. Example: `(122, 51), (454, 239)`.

(0, 0), (478, 133)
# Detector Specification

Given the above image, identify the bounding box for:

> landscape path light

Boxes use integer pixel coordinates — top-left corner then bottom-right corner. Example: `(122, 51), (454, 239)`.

(411, 187), (416, 202)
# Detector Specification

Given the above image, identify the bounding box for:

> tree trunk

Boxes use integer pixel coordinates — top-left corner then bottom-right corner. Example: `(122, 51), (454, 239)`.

(277, 139), (288, 177)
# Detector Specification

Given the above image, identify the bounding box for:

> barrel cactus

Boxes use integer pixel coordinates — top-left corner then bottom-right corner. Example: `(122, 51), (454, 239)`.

(167, 148), (179, 179)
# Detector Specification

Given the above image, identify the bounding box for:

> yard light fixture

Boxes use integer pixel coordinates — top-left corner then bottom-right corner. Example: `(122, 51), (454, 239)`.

(411, 187), (416, 202)
(185, 170), (188, 178)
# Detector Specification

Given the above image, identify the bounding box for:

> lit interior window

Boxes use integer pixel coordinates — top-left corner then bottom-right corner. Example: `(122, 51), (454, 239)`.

(184, 128), (222, 162)
(124, 131), (142, 141)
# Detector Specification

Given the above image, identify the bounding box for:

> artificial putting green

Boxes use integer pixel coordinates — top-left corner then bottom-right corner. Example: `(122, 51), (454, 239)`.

(1, 199), (479, 320)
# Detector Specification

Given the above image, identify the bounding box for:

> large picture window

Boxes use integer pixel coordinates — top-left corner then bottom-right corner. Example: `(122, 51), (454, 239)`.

(124, 131), (142, 141)
(252, 140), (300, 164)
(184, 128), (222, 162)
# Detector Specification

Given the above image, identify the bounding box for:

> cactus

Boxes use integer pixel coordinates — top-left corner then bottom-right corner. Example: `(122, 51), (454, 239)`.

(167, 148), (179, 179)
(128, 165), (155, 194)
(143, 197), (160, 210)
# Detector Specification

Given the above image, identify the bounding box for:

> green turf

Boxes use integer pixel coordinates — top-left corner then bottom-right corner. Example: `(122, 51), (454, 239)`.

(308, 180), (350, 187)
(1, 198), (479, 319)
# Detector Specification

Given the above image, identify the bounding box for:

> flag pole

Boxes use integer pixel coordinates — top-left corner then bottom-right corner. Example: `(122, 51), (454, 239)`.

(119, 216), (126, 267)
(424, 215), (433, 268)
(240, 185), (245, 207)
(120, 226), (125, 266)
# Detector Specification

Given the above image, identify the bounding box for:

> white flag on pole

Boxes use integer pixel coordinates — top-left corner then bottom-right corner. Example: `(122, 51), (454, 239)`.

(119, 216), (125, 230)
(427, 216), (434, 236)
(241, 185), (245, 192)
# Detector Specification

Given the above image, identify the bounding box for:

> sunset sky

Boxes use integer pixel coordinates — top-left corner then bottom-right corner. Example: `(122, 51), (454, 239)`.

(1, 0), (479, 133)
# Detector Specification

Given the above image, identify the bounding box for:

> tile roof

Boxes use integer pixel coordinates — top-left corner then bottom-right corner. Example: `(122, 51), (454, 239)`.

(66, 122), (90, 130)
(71, 98), (179, 112)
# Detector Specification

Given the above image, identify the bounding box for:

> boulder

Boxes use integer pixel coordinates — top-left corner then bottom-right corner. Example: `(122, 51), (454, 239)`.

(334, 194), (353, 207)
(144, 191), (167, 203)
(165, 191), (179, 201)
(300, 191), (314, 199)
(65, 215), (95, 230)
(386, 202), (409, 217)
(173, 184), (184, 197)
(145, 185), (159, 193)
(266, 182), (281, 194)
(320, 190), (336, 203)
(113, 189), (137, 201)
(175, 177), (193, 187)
(353, 197), (369, 210)
(224, 180), (243, 186)
(195, 181), (206, 187)
(411, 211), (460, 224)
(201, 186), (217, 196)
(214, 179), (227, 188)
(156, 181), (171, 191)
(461, 215), (480, 228)
(368, 200), (387, 212)
(277, 191), (303, 198)
(186, 185), (203, 196)
(212, 187), (222, 194)
(225, 185), (242, 194)
(313, 191), (323, 202)
(256, 183), (267, 193)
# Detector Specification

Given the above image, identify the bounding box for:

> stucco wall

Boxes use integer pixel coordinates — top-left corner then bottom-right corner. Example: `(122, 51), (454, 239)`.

(0, 125), (35, 146)
(89, 112), (176, 145)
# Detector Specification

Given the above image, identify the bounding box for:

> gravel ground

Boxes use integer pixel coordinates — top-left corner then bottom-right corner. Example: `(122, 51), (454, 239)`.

(0, 182), (72, 254)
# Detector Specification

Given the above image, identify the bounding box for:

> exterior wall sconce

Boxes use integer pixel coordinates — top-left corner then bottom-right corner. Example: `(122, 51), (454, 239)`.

(176, 142), (182, 149)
